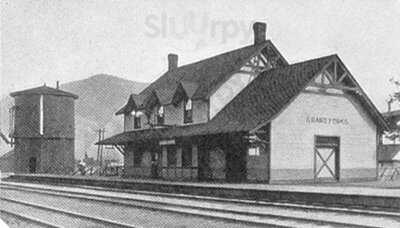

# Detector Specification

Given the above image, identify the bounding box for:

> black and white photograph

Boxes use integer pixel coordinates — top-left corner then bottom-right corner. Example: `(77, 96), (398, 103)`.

(1, 0), (400, 227)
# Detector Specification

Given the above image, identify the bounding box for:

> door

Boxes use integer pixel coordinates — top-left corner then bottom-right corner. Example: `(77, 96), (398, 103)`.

(151, 145), (161, 179)
(198, 142), (210, 181)
(225, 139), (247, 183)
(226, 150), (246, 182)
(314, 136), (340, 182)
(28, 157), (36, 173)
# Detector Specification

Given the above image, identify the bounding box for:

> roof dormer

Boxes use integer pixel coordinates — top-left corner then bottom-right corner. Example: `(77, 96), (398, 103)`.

(115, 94), (145, 115)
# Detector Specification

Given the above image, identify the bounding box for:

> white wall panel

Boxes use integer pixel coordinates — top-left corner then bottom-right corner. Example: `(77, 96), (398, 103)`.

(270, 92), (377, 181)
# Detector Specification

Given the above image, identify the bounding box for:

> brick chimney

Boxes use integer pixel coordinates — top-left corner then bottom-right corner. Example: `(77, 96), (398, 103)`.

(168, 54), (178, 71)
(253, 22), (266, 45)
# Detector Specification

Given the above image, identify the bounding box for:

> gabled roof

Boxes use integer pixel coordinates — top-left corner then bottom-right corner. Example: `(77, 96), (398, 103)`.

(205, 55), (336, 133)
(140, 41), (269, 99)
(100, 54), (387, 145)
(208, 54), (388, 133)
(115, 94), (146, 115)
(154, 87), (177, 105)
(10, 85), (78, 99)
(180, 80), (199, 98)
(334, 57), (389, 132)
(116, 40), (288, 115)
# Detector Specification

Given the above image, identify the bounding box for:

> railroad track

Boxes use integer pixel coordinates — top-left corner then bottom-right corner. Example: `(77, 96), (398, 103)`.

(53, 181), (400, 215)
(0, 195), (138, 228)
(0, 209), (57, 228)
(1, 182), (399, 227)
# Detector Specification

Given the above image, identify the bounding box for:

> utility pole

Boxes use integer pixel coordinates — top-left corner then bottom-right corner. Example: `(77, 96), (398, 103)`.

(96, 128), (106, 175)
(100, 128), (105, 169)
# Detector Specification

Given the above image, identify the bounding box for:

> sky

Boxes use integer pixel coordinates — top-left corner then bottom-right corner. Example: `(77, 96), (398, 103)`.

(1, 0), (400, 111)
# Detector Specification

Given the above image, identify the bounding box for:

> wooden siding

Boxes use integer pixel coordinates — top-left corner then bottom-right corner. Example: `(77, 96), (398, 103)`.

(124, 114), (134, 131)
(270, 91), (377, 182)
(165, 102), (184, 125)
(14, 138), (74, 174)
(43, 95), (75, 138)
(123, 113), (149, 131)
(14, 95), (40, 137)
(247, 147), (269, 182)
(123, 96), (208, 130)
(13, 93), (75, 174)
(124, 141), (199, 180)
(192, 100), (209, 123)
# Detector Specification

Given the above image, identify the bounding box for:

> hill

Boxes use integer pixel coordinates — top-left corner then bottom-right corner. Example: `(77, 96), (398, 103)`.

(0, 74), (149, 160)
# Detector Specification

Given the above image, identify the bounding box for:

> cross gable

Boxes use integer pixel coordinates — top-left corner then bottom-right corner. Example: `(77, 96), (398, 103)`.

(306, 59), (359, 94)
(171, 83), (189, 106)
(302, 56), (388, 131)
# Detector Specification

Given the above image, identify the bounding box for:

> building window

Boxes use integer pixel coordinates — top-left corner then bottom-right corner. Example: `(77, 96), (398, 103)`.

(134, 150), (143, 166)
(182, 143), (192, 168)
(248, 146), (260, 156)
(184, 99), (193, 123)
(134, 112), (141, 129)
(167, 145), (177, 167)
(124, 112), (135, 132)
(157, 106), (164, 125)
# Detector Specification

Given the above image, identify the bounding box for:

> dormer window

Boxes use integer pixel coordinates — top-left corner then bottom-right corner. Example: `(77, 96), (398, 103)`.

(157, 106), (164, 125)
(184, 99), (193, 123)
(134, 111), (141, 129)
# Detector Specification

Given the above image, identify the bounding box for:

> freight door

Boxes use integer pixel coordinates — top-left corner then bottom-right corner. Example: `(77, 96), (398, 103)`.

(314, 136), (340, 182)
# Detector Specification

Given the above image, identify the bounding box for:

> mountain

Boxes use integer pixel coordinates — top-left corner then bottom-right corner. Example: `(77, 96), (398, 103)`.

(0, 74), (149, 160)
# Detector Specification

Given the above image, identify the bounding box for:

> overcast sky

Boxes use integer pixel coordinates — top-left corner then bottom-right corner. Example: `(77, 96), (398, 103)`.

(1, 0), (400, 111)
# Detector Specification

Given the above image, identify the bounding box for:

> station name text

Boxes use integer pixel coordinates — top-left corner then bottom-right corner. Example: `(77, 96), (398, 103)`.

(306, 116), (349, 125)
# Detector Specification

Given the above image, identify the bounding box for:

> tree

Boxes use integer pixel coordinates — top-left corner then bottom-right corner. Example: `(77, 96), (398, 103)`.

(384, 78), (400, 143)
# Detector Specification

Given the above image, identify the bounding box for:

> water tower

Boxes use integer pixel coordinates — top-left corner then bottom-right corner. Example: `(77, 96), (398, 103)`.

(10, 83), (78, 174)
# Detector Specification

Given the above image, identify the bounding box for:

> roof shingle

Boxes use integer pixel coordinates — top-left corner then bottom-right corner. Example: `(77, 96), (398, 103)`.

(100, 54), (386, 145)
(115, 41), (289, 115)
(10, 85), (78, 99)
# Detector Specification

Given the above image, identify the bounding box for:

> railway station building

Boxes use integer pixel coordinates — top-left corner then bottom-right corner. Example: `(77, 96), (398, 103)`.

(98, 22), (388, 183)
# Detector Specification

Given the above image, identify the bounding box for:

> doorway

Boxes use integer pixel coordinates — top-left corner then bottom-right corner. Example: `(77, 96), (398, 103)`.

(225, 138), (247, 183)
(314, 136), (340, 182)
(28, 157), (37, 173)
(151, 147), (162, 179)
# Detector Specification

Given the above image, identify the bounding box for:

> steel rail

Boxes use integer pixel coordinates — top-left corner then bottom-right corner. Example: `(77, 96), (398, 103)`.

(1, 183), (385, 228)
(3, 181), (400, 218)
(0, 208), (61, 228)
(62, 182), (400, 216)
(0, 196), (139, 228)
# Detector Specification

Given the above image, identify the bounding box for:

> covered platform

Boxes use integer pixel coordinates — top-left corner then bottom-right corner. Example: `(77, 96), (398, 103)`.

(3, 174), (400, 211)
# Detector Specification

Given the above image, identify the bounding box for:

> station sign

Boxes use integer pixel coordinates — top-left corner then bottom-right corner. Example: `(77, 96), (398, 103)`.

(306, 116), (349, 125)
(159, 139), (175, 145)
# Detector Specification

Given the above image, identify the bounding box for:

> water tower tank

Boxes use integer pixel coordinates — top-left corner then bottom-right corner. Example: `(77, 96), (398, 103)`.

(10, 84), (78, 174)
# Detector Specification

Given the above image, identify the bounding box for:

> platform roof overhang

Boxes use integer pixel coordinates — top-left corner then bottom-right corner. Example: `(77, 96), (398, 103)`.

(96, 124), (248, 145)
(98, 54), (389, 146)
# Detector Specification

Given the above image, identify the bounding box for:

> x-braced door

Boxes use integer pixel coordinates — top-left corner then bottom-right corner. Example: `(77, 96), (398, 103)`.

(314, 136), (340, 182)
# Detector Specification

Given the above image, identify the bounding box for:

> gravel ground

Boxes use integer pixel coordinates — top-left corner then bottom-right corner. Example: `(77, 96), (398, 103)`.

(3, 186), (400, 227)
(0, 213), (44, 228)
(1, 189), (265, 228)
